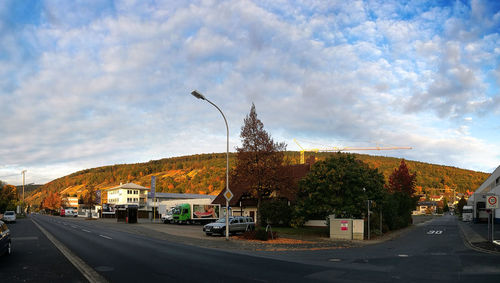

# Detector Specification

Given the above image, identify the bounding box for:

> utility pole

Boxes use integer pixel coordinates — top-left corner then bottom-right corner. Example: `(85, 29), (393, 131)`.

(367, 200), (371, 240)
(21, 170), (27, 202)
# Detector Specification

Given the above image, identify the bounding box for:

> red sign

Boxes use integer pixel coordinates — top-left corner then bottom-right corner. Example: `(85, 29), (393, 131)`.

(340, 220), (349, 231)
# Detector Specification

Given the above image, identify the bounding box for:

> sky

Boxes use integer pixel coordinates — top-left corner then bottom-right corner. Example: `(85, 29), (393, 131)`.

(1, 0), (499, 186)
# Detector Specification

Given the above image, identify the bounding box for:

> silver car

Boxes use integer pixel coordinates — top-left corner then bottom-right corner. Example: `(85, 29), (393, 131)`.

(203, 216), (255, 236)
(2, 211), (16, 223)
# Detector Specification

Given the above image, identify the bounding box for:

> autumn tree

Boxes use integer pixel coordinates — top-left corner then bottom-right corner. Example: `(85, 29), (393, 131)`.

(83, 185), (100, 219)
(383, 159), (419, 230)
(41, 192), (62, 214)
(0, 182), (18, 212)
(386, 159), (417, 195)
(232, 103), (287, 226)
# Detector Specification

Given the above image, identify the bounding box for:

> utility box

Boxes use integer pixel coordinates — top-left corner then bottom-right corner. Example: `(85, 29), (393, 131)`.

(330, 218), (353, 240)
(352, 219), (364, 240)
(330, 218), (365, 240)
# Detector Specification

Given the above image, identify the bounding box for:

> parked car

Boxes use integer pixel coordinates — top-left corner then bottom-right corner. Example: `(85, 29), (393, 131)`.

(2, 211), (16, 223)
(203, 216), (255, 236)
(0, 220), (12, 256)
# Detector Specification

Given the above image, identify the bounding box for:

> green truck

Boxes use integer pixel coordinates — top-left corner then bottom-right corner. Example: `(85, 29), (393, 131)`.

(172, 203), (221, 224)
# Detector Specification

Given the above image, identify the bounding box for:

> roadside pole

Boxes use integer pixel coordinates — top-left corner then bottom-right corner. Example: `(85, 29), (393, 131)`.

(486, 194), (498, 243)
(367, 200), (371, 240)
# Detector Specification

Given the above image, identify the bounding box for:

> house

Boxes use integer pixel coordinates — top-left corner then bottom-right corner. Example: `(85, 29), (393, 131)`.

(62, 196), (79, 209)
(212, 162), (312, 221)
(429, 195), (443, 202)
(413, 201), (437, 215)
(470, 165), (500, 223)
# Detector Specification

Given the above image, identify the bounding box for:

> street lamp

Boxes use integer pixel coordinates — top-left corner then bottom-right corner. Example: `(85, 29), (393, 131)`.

(21, 170), (27, 213)
(191, 90), (230, 240)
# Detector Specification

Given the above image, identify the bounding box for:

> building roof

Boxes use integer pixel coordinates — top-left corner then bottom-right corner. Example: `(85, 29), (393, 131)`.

(418, 201), (437, 206)
(474, 165), (500, 195)
(104, 182), (150, 191)
(212, 163), (311, 206)
(154, 192), (216, 200)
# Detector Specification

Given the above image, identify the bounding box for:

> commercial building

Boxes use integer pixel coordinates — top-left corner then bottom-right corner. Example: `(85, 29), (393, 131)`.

(101, 183), (150, 218)
(469, 165), (500, 223)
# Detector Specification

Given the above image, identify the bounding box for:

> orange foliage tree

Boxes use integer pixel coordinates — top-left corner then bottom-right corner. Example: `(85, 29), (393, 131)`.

(42, 192), (62, 213)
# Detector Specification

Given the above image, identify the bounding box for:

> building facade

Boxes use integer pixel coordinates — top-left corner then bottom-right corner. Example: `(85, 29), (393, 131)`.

(105, 183), (149, 210)
(469, 165), (500, 223)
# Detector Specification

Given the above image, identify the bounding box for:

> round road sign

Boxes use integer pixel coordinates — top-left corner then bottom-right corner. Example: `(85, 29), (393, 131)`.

(486, 195), (498, 208)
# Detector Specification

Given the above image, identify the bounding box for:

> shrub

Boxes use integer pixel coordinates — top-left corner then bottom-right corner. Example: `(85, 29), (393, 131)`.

(260, 199), (292, 226)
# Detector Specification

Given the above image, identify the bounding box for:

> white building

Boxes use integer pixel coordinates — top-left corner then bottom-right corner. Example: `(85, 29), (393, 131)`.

(470, 165), (500, 223)
(105, 183), (150, 210)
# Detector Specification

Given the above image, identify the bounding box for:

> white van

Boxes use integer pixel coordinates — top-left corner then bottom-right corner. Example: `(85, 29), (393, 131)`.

(462, 205), (473, 221)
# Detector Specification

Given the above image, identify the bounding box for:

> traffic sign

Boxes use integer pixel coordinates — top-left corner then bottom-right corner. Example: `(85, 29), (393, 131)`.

(486, 195), (498, 209)
(224, 189), (233, 201)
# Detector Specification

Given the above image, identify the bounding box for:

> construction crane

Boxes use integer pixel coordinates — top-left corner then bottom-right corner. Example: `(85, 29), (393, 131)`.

(293, 139), (412, 164)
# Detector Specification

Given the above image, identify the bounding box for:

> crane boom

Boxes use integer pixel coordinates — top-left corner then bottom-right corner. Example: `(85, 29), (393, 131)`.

(293, 139), (412, 164)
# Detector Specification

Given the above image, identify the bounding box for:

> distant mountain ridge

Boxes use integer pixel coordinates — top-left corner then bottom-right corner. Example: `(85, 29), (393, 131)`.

(25, 152), (489, 208)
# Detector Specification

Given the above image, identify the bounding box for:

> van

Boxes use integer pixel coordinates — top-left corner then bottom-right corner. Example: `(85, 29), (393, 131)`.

(462, 205), (473, 221)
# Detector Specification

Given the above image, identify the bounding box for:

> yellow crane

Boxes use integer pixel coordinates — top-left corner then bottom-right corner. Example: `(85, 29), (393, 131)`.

(293, 139), (412, 164)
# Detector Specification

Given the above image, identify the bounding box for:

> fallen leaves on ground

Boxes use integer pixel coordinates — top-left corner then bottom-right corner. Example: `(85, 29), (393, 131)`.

(234, 236), (314, 244)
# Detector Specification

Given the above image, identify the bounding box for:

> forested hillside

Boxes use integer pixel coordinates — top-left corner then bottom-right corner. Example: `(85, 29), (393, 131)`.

(25, 152), (489, 208)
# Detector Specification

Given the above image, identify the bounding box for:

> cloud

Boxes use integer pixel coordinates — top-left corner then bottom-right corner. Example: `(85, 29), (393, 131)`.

(0, 0), (499, 185)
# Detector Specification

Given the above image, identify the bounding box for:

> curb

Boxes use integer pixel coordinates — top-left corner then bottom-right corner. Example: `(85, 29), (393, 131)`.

(457, 221), (500, 255)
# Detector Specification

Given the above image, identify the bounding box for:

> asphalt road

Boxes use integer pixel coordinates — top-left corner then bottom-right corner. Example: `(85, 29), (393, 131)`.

(250, 214), (500, 282)
(0, 217), (86, 282)
(9, 214), (500, 282)
(31, 214), (328, 282)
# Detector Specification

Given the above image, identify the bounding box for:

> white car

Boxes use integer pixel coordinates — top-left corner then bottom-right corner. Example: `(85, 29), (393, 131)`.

(2, 211), (16, 223)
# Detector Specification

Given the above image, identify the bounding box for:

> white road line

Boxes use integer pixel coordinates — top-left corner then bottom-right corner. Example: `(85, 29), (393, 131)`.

(82, 229), (91, 233)
(31, 219), (108, 283)
(99, 235), (113, 240)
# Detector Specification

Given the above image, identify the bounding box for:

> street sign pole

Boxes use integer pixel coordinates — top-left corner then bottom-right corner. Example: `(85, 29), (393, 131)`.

(486, 195), (498, 243)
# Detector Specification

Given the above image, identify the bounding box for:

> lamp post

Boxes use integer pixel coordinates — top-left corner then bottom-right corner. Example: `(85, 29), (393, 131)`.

(191, 90), (230, 240)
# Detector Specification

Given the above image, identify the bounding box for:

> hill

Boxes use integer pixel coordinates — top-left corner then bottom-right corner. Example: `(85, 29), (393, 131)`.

(25, 152), (489, 208)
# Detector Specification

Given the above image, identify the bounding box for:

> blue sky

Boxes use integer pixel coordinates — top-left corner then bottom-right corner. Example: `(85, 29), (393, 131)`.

(1, 0), (499, 185)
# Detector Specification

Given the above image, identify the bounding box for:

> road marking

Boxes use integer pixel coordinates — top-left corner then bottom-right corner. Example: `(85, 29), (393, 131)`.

(99, 235), (113, 240)
(82, 229), (91, 233)
(31, 218), (108, 283)
(427, 230), (444, 235)
(397, 254), (409, 257)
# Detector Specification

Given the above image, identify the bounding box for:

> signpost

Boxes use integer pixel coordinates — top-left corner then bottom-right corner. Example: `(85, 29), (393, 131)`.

(150, 176), (156, 222)
(486, 195), (498, 243)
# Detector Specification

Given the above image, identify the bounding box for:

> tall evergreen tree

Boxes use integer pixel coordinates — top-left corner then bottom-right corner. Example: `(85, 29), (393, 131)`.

(233, 103), (286, 226)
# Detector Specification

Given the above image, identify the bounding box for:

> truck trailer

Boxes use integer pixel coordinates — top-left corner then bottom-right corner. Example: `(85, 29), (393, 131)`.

(172, 203), (220, 224)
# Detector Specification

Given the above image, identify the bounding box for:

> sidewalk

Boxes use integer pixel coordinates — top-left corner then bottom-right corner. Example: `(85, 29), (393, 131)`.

(458, 220), (500, 254)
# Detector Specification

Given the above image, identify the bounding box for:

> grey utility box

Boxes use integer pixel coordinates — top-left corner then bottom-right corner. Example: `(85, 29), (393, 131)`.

(330, 218), (353, 240)
(330, 217), (365, 240)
